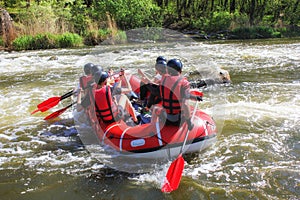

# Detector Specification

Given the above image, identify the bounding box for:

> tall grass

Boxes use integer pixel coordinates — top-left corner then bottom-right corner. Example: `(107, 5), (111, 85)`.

(14, 4), (61, 36)
(0, 38), (4, 46)
(83, 13), (127, 45)
(12, 33), (82, 51)
(11, 2), (126, 49)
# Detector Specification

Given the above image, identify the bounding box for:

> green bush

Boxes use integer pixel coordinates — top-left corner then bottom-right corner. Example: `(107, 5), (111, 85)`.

(271, 31), (282, 38)
(190, 17), (207, 30)
(96, 0), (163, 29)
(12, 35), (34, 50)
(68, 2), (89, 35)
(231, 11), (249, 28)
(261, 15), (275, 26)
(206, 11), (232, 33)
(12, 33), (82, 50)
(32, 34), (58, 49)
(232, 27), (250, 39)
(253, 26), (274, 38)
(83, 29), (112, 45)
(231, 26), (282, 39)
(98, 29), (112, 41)
(58, 33), (82, 48)
(277, 26), (300, 37)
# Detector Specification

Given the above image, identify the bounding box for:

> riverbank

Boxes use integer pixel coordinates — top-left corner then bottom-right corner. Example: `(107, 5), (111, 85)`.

(2, 27), (300, 52)
(1, 1), (299, 52)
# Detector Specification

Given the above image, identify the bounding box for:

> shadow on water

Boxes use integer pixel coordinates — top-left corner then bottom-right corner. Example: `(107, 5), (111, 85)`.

(39, 118), (84, 152)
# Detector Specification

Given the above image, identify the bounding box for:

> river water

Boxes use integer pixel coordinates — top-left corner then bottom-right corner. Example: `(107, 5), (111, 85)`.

(0, 37), (299, 200)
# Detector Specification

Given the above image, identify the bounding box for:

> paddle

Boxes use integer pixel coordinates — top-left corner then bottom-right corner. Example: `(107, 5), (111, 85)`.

(31, 90), (75, 115)
(43, 102), (75, 120)
(189, 89), (203, 99)
(32, 69), (121, 115)
(161, 90), (202, 193)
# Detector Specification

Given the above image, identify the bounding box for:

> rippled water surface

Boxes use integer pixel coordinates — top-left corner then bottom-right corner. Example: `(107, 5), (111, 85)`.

(0, 38), (299, 200)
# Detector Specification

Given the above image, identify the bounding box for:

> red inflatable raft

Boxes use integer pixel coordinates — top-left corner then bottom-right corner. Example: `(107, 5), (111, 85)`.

(80, 73), (217, 159)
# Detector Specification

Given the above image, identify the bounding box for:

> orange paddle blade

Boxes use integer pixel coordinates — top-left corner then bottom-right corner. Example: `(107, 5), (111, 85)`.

(31, 97), (61, 115)
(37, 97), (61, 110)
(190, 89), (203, 97)
(43, 103), (73, 120)
(30, 108), (40, 115)
(43, 107), (68, 120)
(31, 90), (74, 115)
(161, 154), (185, 193)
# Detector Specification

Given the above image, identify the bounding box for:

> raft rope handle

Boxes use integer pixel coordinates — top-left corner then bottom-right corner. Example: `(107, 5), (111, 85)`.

(119, 127), (132, 152)
(194, 116), (208, 136)
(201, 118), (209, 136)
(155, 121), (163, 146)
(102, 123), (121, 144)
(101, 129), (169, 145)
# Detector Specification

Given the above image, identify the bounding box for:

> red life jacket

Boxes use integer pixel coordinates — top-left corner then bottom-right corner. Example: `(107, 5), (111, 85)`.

(160, 75), (184, 115)
(94, 85), (118, 123)
(79, 75), (93, 90)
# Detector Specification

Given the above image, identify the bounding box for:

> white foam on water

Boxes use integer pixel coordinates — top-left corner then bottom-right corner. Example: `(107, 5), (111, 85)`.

(128, 162), (170, 189)
(216, 100), (299, 122)
(0, 133), (14, 140)
(0, 38), (299, 199)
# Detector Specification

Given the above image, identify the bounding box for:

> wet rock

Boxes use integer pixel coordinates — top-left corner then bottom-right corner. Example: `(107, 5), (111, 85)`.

(189, 67), (231, 88)
(48, 56), (58, 61)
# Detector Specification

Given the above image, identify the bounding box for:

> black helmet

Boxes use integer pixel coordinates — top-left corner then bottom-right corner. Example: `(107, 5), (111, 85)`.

(94, 65), (103, 73)
(99, 71), (109, 83)
(91, 65), (102, 76)
(167, 58), (183, 73)
(156, 56), (167, 63)
(84, 63), (94, 75)
(155, 60), (167, 74)
(94, 71), (108, 84)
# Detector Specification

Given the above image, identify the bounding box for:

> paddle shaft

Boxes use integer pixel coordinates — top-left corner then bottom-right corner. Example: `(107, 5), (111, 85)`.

(161, 100), (200, 193)
(60, 90), (75, 100)
(179, 100), (199, 154)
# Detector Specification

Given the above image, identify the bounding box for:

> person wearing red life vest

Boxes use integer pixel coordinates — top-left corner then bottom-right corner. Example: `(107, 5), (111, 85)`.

(77, 63), (98, 111)
(94, 71), (138, 124)
(79, 63), (94, 90)
(77, 63), (103, 101)
(94, 71), (120, 123)
(77, 63), (103, 95)
(138, 56), (167, 111)
(160, 58), (194, 130)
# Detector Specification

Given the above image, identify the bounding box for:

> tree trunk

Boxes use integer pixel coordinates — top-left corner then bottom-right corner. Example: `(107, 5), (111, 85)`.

(249, 0), (256, 26)
(156, 0), (163, 7)
(26, 0), (31, 8)
(177, 0), (182, 20)
(230, 0), (236, 13)
(165, 0), (169, 7)
(224, 0), (228, 10)
(85, 0), (93, 8)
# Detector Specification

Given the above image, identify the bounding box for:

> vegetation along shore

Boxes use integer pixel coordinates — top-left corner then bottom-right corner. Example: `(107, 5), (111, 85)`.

(0, 0), (299, 51)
